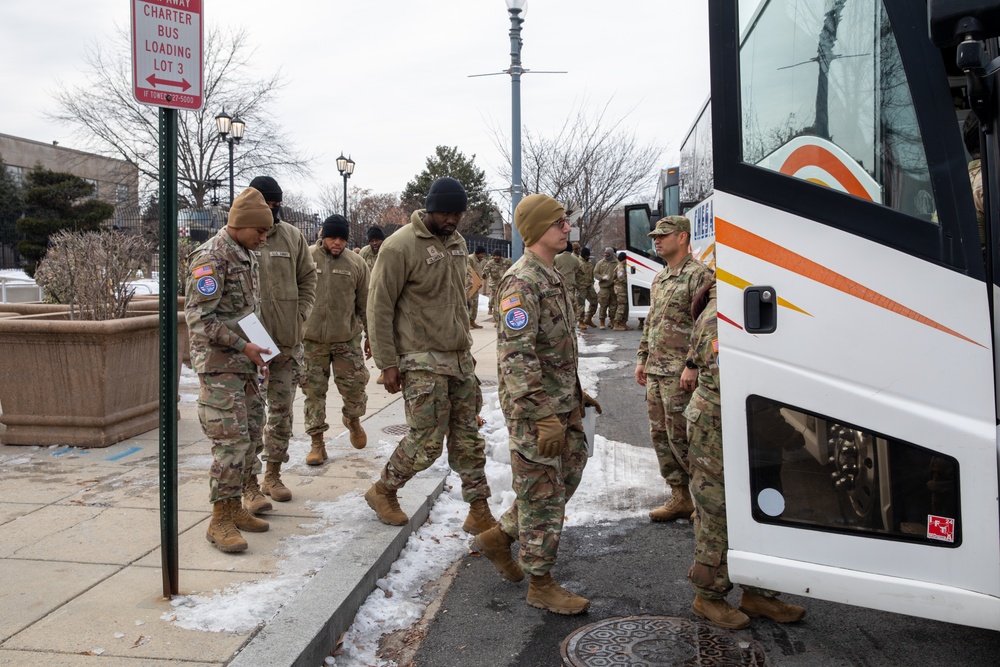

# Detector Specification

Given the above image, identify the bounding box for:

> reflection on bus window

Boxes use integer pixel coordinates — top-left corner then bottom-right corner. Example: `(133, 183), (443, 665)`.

(739, 0), (935, 222)
(747, 395), (961, 547)
(626, 207), (657, 260)
(680, 103), (714, 207)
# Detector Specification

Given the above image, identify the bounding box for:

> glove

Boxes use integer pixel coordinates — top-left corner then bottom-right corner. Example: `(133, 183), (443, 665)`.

(535, 414), (565, 458)
(582, 391), (603, 415)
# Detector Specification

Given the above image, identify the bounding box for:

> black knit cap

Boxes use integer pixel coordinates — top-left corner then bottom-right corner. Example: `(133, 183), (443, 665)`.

(581, 246), (591, 259)
(424, 177), (468, 213)
(475, 246), (486, 255)
(248, 176), (282, 202)
(367, 226), (385, 241)
(321, 214), (350, 241)
(617, 251), (627, 261)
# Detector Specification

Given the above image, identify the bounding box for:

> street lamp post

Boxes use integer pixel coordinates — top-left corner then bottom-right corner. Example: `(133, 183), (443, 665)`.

(336, 153), (356, 218)
(506, 0), (526, 260)
(215, 109), (246, 207)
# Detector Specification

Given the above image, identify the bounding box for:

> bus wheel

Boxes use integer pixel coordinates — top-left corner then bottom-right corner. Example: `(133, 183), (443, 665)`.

(829, 425), (881, 529)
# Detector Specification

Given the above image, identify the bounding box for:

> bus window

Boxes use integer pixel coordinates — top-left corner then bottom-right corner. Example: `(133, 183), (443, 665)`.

(747, 396), (961, 547)
(739, 0), (935, 222)
(680, 103), (714, 209)
(625, 206), (657, 261)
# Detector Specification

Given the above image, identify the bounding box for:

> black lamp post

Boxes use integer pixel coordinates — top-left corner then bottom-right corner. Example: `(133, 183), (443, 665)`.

(215, 109), (246, 206)
(336, 153), (356, 217)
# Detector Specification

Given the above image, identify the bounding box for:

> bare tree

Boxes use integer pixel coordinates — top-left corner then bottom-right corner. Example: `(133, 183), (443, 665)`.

(51, 26), (310, 207)
(319, 186), (409, 231)
(492, 100), (663, 247)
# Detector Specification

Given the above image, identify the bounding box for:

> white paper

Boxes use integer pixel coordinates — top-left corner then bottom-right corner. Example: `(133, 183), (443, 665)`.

(237, 312), (279, 363)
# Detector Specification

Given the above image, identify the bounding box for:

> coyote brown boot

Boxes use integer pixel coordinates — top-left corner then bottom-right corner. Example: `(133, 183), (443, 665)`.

(586, 316), (597, 327)
(473, 525), (524, 582)
(526, 573), (590, 615)
(739, 591), (807, 623)
(305, 433), (327, 466)
(231, 497), (269, 533)
(262, 461), (292, 502)
(470, 319), (483, 329)
(599, 318), (606, 329)
(577, 321), (588, 331)
(365, 480), (408, 526)
(243, 475), (272, 514)
(462, 499), (498, 535)
(376, 371), (384, 384)
(343, 416), (368, 449)
(206, 500), (248, 553)
(649, 484), (695, 522)
(692, 594), (750, 630)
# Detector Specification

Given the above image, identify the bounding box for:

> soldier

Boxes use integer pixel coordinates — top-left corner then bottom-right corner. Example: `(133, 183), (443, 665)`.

(963, 113), (986, 254)
(611, 251), (630, 330)
(553, 241), (581, 322)
(467, 245), (486, 329)
(185, 187), (275, 553)
(301, 215), (371, 464)
(482, 249), (511, 324)
(594, 247), (617, 329)
(576, 246), (598, 330)
(685, 280), (807, 628)
(475, 193), (602, 615)
(359, 225), (384, 271)
(365, 177), (497, 536)
(246, 175), (317, 509)
(635, 216), (713, 522)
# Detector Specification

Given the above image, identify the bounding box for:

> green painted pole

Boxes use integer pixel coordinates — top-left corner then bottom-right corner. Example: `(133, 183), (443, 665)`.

(158, 107), (179, 598)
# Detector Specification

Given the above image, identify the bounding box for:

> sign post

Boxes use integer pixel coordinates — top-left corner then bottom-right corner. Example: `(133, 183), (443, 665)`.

(132, 0), (203, 599)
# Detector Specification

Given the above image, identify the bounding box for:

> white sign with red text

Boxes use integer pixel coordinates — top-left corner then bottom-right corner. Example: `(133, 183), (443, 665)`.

(131, 0), (203, 110)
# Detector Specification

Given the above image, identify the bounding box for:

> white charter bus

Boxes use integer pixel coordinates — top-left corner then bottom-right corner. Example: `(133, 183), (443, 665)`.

(703, 0), (1000, 631)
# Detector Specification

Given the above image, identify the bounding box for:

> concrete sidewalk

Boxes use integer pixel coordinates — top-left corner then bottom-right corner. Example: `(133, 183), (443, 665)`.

(0, 319), (500, 666)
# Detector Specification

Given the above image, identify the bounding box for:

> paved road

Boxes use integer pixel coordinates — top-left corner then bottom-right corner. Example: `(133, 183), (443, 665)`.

(408, 327), (1000, 667)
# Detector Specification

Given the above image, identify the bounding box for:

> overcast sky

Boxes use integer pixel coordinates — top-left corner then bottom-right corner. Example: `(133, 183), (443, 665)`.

(1, 1), (713, 209)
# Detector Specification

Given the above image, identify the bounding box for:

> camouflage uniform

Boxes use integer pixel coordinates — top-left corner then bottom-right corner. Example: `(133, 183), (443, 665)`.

(594, 256), (618, 321)
(969, 159), (986, 252)
(482, 256), (511, 320)
(255, 220), (316, 465)
(368, 210), (490, 503)
(638, 254), (713, 488)
(553, 250), (581, 320)
(495, 249), (586, 576)
(185, 228), (265, 503)
(467, 252), (484, 322)
(576, 256), (598, 322)
(302, 240), (370, 435)
(359, 244), (378, 272)
(686, 289), (776, 600)
(612, 258), (629, 325)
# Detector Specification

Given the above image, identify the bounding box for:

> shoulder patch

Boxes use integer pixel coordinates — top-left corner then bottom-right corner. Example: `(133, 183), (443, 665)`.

(196, 276), (218, 296)
(192, 264), (214, 278)
(504, 307), (529, 331)
(500, 294), (522, 312)
(711, 339), (719, 353)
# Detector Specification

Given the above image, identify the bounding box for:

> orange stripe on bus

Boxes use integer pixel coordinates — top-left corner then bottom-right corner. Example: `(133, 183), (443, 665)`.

(780, 144), (874, 201)
(716, 218), (984, 348)
(716, 268), (812, 316)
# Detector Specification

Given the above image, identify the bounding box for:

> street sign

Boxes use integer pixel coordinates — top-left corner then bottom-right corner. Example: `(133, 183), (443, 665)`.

(131, 0), (203, 110)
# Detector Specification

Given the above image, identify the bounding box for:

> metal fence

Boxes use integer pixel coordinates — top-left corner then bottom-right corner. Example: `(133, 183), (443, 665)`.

(0, 207), (511, 271)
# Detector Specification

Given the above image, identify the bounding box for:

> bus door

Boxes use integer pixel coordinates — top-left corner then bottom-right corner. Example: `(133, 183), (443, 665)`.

(709, 0), (1000, 629)
(624, 204), (665, 323)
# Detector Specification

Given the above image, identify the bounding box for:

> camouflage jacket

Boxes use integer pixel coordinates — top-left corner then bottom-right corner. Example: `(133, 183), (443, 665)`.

(496, 249), (581, 421)
(359, 244), (378, 271)
(185, 228), (260, 374)
(594, 258), (617, 289)
(613, 259), (629, 291)
(304, 240), (369, 344)
(367, 209), (474, 377)
(970, 159), (986, 249)
(687, 291), (720, 408)
(637, 254), (713, 375)
(553, 251), (580, 289)
(482, 257), (511, 287)
(576, 257), (595, 291)
(254, 220), (316, 355)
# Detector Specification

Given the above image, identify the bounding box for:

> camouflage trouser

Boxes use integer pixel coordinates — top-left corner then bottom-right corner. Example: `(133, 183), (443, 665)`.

(302, 335), (369, 436)
(566, 287), (580, 321)
(646, 373), (691, 487)
(687, 393), (776, 600)
(197, 372), (265, 503)
(490, 284), (502, 321)
(597, 286), (616, 321)
(468, 295), (478, 322)
(260, 352), (301, 466)
(613, 285), (628, 324)
(497, 411), (588, 576)
(579, 285), (598, 322)
(382, 369), (490, 503)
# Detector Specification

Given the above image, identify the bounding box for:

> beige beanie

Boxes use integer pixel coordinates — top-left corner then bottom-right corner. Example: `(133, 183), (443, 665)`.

(514, 194), (564, 247)
(227, 187), (274, 230)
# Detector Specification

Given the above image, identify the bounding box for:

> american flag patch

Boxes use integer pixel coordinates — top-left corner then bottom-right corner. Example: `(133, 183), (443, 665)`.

(711, 339), (719, 353)
(501, 294), (522, 311)
(192, 264), (214, 278)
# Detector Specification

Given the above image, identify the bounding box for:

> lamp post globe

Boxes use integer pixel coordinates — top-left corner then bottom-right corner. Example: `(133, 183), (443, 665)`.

(215, 108), (246, 207)
(337, 153), (356, 218)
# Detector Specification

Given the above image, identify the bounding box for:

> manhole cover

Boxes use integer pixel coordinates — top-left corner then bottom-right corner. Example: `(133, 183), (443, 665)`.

(381, 423), (410, 436)
(560, 616), (766, 667)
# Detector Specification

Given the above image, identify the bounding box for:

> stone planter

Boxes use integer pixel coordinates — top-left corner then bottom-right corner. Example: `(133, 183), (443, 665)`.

(0, 312), (162, 447)
(0, 302), (71, 315)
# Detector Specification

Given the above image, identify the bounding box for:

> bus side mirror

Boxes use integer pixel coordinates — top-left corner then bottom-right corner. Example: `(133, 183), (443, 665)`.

(929, 0), (1000, 46)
